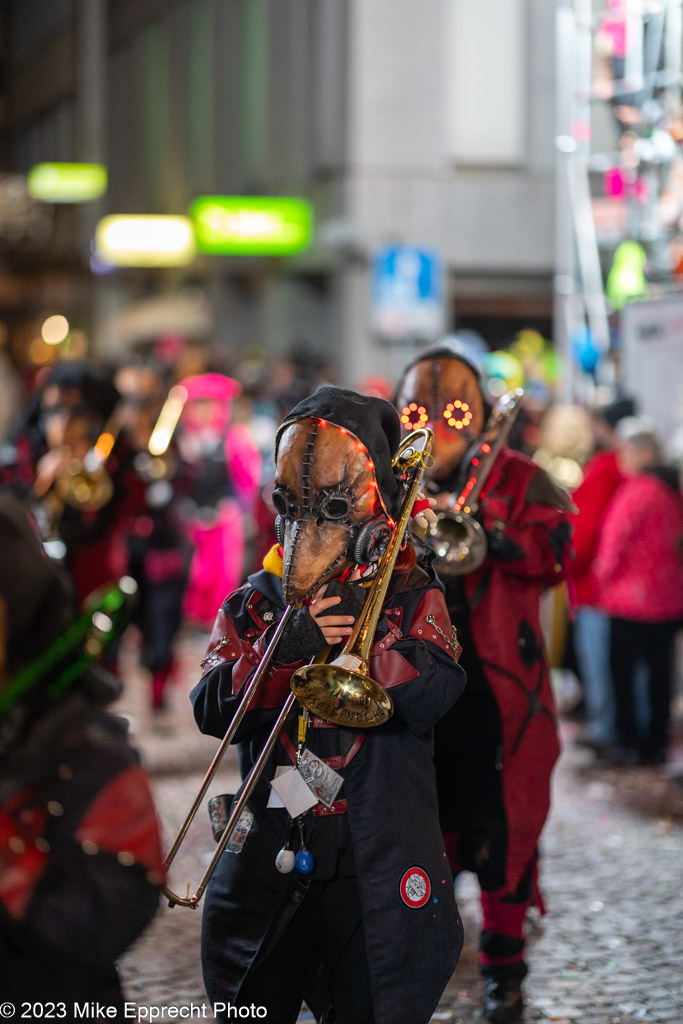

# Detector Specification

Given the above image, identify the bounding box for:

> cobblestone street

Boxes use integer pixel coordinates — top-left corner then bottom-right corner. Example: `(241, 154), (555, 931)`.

(116, 630), (683, 1024)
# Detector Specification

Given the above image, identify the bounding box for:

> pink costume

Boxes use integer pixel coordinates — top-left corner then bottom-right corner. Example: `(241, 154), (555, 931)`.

(177, 373), (261, 628)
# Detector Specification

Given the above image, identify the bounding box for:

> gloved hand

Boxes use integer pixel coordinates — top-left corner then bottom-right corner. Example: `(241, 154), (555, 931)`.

(273, 579), (366, 665)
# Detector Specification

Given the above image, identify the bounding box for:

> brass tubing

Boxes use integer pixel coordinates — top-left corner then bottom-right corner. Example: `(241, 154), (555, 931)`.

(459, 387), (523, 515)
(161, 603), (295, 907)
(344, 429), (434, 668)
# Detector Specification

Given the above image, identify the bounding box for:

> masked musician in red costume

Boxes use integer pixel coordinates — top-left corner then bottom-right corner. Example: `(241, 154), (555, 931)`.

(396, 347), (573, 1024)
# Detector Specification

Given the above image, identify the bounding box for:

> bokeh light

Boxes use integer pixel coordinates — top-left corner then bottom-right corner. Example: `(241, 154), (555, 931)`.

(41, 315), (70, 345)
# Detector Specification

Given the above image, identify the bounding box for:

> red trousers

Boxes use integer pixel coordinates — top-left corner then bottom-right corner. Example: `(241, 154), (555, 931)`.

(444, 832), (543, 972)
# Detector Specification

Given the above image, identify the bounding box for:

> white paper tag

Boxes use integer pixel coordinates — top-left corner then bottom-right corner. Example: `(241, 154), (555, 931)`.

(269, 767), (318, 819)
(267, 765), (291, 809)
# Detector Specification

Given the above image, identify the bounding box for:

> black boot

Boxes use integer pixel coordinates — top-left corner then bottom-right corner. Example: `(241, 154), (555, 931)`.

(481, 964), (527, 1024)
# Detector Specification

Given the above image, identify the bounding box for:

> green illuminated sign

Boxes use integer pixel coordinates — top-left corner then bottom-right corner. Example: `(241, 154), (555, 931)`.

(190, 196), (312, 255)
(27, 163), (108, 203)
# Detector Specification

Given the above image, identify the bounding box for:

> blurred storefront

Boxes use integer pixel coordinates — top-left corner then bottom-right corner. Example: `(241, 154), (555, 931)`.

(1, 0), (680, 398)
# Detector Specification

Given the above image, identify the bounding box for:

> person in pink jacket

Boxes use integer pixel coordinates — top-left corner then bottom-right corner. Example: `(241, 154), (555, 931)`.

(594, 419), (683, 765)
(176, 373), (262, 629)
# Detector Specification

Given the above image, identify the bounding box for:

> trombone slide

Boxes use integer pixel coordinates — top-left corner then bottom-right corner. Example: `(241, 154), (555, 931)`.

(161, 603), (295, 907)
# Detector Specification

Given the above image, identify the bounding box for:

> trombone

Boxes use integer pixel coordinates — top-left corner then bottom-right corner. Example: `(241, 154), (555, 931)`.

(161, 427), (433, 909)
(427, 388), (523, 576)
(32, 413), (121, 560)
(291, 428), (434, 726)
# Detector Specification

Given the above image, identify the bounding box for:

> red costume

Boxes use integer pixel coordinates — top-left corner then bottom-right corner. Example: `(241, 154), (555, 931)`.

(594, 467), (683, 764)
(436, 447), (567, 892)
(396, 348), (572, 1024)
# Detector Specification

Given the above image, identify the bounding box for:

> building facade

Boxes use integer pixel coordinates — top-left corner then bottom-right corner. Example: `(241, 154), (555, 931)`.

(0, 0), (558, 384)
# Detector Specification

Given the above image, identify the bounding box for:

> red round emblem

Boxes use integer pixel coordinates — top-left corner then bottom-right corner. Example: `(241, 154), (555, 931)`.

(399, 866), (431, 908)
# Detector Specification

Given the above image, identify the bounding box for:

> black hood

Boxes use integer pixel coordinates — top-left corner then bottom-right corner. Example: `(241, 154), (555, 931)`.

(275, 386), (402, 518)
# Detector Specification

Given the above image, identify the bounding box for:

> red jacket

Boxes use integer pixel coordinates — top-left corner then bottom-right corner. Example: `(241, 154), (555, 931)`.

(569, 450), (624, 606)
(594, 471), (683, 622)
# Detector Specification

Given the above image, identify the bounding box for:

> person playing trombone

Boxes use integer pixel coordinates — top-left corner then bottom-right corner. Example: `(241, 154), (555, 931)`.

(191, 386), (466, 1024)
(0, 360), (145, 604)
(395, 346), (574, 1024)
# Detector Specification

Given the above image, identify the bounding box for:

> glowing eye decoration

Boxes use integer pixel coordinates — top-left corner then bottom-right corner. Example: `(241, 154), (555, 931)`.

(442, 400), (473, 431)
(400, 404), (429, 430)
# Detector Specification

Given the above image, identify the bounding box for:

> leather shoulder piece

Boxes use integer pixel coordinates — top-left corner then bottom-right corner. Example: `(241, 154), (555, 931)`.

(524, 468), (577, 513)
(409, 588), (459, 660)
(199, 608), (245, 676)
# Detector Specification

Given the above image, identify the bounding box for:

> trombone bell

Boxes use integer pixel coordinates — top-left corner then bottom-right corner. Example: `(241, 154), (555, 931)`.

(291, 654), (393, 728)
(427, 510), (488, 576)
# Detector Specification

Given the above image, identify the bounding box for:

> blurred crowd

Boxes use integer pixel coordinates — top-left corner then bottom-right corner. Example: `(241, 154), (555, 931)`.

(563, 400), (683, 768)
(0, 337), (340, 714)
(0, 328), (681, 1021)
(0, 332), (681, 752)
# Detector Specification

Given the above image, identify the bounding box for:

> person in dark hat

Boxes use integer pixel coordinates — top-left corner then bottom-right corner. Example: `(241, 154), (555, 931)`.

(0, 359), (148, 605)
(35, 360), (149, 603)
(191, 386), (466, 1024)
(0, 493), (164, 1011)
(395, 348), (573, 1024)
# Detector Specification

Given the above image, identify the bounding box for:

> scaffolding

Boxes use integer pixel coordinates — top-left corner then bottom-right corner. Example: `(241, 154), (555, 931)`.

(554, 0), (683, 400)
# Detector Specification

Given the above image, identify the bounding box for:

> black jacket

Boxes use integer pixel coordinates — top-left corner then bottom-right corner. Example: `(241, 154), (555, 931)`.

(191, 562), (466, 1024)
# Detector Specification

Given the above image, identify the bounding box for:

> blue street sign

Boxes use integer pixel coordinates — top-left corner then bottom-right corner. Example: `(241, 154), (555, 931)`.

(371, 245), (444, 342)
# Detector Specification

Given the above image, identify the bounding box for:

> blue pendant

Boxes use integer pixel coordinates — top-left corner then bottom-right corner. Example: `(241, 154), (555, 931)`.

(295, 848), (314, 875)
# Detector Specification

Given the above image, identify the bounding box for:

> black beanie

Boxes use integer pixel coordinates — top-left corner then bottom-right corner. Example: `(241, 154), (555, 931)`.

(394, 345), (485, 404)
(399, 344), (481, 381)
(275, 386), (402, 517)
(45, 361), (120, 421)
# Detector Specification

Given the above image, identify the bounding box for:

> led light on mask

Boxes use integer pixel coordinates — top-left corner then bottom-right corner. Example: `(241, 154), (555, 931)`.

(400, 403), (429, 430)
(442, 400), (473, 431)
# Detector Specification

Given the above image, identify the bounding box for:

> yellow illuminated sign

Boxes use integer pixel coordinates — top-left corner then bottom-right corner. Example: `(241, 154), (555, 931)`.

(28, 163), (108, 202)
(95, 216), (196, 268)
(190, 196), (312, 255)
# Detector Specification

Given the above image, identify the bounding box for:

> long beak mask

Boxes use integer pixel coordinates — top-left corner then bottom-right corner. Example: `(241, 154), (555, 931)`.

(396, 357), (485, 481)
(273, 418), (387, 605)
